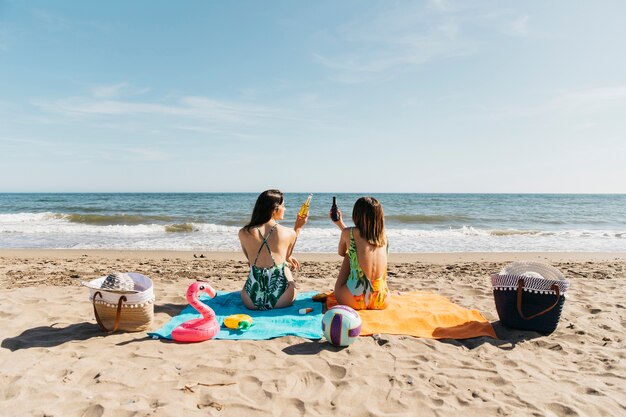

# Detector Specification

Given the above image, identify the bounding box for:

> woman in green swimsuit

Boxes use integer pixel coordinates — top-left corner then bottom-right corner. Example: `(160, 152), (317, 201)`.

(239, 190), (307, 310)
(331, 197), (390, 310)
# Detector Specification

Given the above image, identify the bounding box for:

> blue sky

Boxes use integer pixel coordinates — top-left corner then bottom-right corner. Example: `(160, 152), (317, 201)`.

(1, 0), (625, 193)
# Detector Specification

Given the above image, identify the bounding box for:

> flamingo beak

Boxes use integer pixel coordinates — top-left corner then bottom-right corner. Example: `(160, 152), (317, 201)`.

(202, 283), (217, 298)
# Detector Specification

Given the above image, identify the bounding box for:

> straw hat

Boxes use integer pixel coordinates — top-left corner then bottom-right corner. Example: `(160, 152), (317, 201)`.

(82, 272), (138, 294)
(499, 262), (565, 281)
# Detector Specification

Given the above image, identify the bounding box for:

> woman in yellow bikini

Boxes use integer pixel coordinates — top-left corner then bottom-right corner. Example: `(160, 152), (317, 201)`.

(331, 197), (390, 310)
(239, 190), (307, 310)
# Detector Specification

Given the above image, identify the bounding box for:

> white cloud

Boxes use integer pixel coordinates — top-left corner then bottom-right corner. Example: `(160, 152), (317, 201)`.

(309, 1), (543, 83)
(0, 136), (52, 146)
(310, 2), (515, 83)
(173, 125), (264, 140)
(428, 0), (458, 13)
(120, 147), (171, 162)
(477, 84), (626, 120)
(30, 8), (69, 30)
(28, 88), (339, 140)
(506, 15), (530, 37)
(28, 6), (114, 36)
(438, 20), (459, 39)
(32, 95), (282, 125)
(91, 83), (128, 99)
(31, 81), (343, 131)
(90, 83), (150, 99)
(550, 85), (626, 107)
(312, 29), (475, 73)
(313, 34), (476, 84)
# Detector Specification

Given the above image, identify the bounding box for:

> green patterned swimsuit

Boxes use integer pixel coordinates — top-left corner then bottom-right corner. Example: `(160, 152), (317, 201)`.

(243, 225), (290, 310)
(346, 228), (389, 310)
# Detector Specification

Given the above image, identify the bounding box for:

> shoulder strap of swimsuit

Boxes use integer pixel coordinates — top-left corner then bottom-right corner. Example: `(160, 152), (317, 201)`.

(348, 227), (366, 278)
(253, 224), (277, 266)
(349, 227), (356, 249)
(348, 227), (358, 259)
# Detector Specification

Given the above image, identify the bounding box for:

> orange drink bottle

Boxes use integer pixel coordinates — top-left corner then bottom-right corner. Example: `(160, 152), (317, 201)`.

(298, 194), (313, 218)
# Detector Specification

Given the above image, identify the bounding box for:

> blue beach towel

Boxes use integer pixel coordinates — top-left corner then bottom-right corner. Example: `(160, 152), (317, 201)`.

(149, 291), (323, 340)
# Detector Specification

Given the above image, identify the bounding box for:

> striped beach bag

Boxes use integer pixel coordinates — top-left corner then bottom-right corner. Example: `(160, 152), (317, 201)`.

(491, 262), (570, 334)
(83, 272), (155, 333)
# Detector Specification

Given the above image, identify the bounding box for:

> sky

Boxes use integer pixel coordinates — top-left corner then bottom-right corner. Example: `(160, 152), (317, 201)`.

(1, 0), (625, 193)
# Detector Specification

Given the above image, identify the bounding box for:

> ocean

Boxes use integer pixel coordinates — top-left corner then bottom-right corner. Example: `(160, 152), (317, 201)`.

(0, 193), (624, 253)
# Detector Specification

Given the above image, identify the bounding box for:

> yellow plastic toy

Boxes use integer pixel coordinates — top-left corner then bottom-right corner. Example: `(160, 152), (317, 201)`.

(224, 314), (254, 331)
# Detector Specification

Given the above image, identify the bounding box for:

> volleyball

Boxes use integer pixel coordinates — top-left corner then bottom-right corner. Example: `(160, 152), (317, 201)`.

(322, 305), (362, 346)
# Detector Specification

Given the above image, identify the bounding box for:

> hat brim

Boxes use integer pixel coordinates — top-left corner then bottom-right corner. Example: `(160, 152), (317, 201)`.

(81, 280), (139, 294)
(499, 261), (564, 280)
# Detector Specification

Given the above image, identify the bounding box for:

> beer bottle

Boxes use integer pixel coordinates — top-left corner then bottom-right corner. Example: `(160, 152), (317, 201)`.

(298, 194), (313, 218)
(331, 196), (339, 221)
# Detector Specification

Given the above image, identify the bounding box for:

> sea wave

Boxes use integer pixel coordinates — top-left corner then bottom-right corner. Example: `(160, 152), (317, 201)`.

(0, 212), (57, 222)
(53, 206), (104, 213)
(1, 212), (625, 252)
(385, 214), (472, 224)
(164, 223), (195, 233)
(60, 213), (175, 225)
(489, 229), (542, 236)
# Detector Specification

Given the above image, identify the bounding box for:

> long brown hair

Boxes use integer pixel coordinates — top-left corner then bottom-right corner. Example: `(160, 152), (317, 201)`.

(352, 196), (386, 247)
(243, 189), (284, 232)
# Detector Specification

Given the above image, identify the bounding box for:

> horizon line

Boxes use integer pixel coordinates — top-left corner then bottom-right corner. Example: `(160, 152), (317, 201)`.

(1, 191), (625, 196)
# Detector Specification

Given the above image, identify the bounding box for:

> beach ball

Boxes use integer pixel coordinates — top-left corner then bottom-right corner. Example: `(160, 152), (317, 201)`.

(322, 305), (362, 346)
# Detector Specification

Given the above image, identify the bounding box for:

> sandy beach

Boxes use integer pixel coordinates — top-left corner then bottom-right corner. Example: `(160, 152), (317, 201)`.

(1, 250), (624, 417)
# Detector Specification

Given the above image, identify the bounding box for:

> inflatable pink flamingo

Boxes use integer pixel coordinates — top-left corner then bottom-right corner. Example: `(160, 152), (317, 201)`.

(172, 281), (221, 343)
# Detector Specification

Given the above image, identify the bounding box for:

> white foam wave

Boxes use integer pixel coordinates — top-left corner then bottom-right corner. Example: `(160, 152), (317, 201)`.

(0, 212), (59, 222)
(0, 213), (625, 252)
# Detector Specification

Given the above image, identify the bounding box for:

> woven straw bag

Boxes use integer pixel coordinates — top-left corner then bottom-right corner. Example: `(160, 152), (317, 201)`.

(491, 262), (570, 334)
(84, 273), (155, 333)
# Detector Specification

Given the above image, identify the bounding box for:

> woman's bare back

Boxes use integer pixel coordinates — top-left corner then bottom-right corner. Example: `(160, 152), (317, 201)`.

(351, 228), (387, 280)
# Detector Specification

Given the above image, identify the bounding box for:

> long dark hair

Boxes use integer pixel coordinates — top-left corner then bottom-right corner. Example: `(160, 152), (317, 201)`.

(243, 189), (284, 232)
(352, 196), (386, 247)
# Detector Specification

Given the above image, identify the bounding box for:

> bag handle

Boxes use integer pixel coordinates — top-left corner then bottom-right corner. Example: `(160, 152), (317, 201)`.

(93, 291), (127, 333)
(516, 279), (560, 320)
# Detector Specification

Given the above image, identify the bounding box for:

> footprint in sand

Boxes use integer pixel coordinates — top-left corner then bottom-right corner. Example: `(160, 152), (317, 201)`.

(547, 402), (579, 417)
(327, 364), (347, 379)
(80, 404), (104, 417)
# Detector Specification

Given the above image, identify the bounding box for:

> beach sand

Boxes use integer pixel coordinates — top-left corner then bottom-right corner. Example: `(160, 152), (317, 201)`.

(1, 250), (624, 416)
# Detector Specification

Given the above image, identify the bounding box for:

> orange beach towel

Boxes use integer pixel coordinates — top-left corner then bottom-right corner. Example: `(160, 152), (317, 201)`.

(327, 291), (497, 339)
